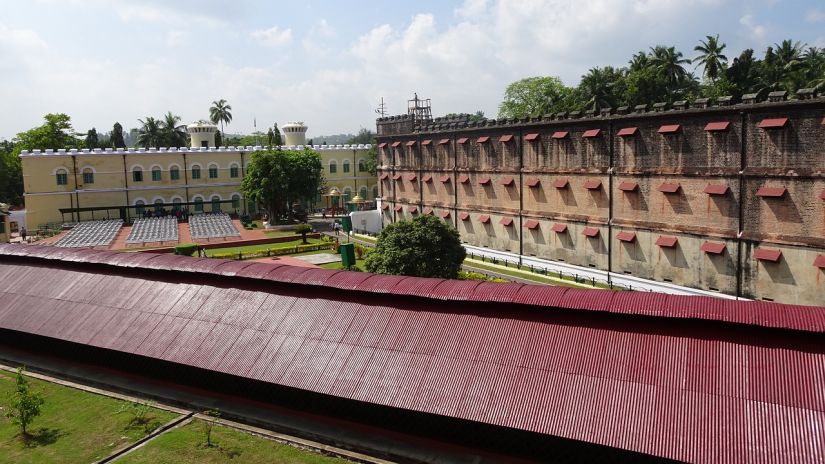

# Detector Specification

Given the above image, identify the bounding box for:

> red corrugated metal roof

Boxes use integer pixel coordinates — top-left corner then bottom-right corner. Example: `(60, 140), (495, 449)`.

(551, 131), (568, 139)
(438, 138), (450, 145)
(551, 223), (567, 233)
(658, 124), (681, 134)
(524, 133), (540, 141)
(616, 231), (636, 242)
(524, 219), (539, 230)
(704, 184), (729, 195)
(552, 178), (569, 189)
(500, 176), (514, 186)
(439, 175), (450, 183)
(584, 179), (602, 190)
(658, 182), (680, 193)
(756, 186), (786, 197)
(499, 217), (513, 226)
(618, 181), (638, 191)
(617, 127), (638, 137)
(476, 136), (490, 143)
(499, 134), (513, 142)
(704, 121), (730, 131)
(758, 118), (788, 129)
(4, 246), (825, 463)
(754, 247), (782, 262)
(582, 129), (600, 138)
(655, 235), (678, 248)
(526, 177), (540, 188)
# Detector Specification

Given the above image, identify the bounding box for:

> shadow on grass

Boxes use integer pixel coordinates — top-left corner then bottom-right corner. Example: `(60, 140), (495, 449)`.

(21, 427), (68, 448)
(197, 442), (243, 459)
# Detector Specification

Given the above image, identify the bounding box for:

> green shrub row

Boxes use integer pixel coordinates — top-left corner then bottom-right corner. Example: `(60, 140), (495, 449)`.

(211, 243), (334, 261)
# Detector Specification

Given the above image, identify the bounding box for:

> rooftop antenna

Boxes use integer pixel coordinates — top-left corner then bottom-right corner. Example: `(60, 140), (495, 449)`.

(407, 92), (432, 122)
(375, 97), (388, 117)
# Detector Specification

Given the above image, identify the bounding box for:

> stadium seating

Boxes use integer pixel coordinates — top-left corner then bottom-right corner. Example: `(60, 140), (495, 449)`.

(126, 217), (179, 244)
(189, 213), (241, 240)
(53, 219), (123, 248)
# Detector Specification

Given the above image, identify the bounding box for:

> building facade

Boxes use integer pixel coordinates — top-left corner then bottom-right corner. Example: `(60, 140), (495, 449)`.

(376, 95), (825, 306)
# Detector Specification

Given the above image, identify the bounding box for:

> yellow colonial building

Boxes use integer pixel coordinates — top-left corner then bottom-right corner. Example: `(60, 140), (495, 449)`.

(21, 121), (376, 228)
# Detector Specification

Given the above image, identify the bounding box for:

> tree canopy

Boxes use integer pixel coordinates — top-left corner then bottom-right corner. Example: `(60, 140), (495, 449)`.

(241, 148), (323, 221)
(365, 215), (466, 279)
(209, 99), (233, 133)
(498, 76), (573, 118)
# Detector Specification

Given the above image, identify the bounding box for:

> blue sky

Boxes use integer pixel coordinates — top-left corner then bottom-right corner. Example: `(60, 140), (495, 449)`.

(2, 0), (824, 140)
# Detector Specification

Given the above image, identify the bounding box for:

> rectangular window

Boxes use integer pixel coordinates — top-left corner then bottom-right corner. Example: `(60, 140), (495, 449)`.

(170, 169), (180, 180)
(209, 167), (218, 178)
(191, 168), (201, 180)
(82, 172), (93, 184)
(133, 170), (143, 182)
(358, 161), (366, 172)
(343, 163), (350, 173)
(329, 164), (337, 173)
(152, 170), (161, 181)
(0, 221), (5, 233)
(232, 197), (240, 208)
(195, 200), (203, 212)
(230, 166), (239, 178)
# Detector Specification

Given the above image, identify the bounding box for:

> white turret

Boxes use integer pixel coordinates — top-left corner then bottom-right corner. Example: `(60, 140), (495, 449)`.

(187, 120), (218, 148)
(282, 121), (308, 146)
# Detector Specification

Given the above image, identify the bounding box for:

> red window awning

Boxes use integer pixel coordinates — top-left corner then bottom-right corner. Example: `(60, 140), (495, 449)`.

(408, 206), (418, 214)
(394, 205), (403, 212)
(584, 179), (602, 190)
(381, 204), (389, 211)
(499, 217), (513, 226)
(551, 223), (567, 233)
(391, 141), (402, 148)
(421, 139), (432, 146)
(500, 177), (514, 186)
(701, 241), (726, 254)
(378, 142), (388, 148)
(658, 182), (680, 193)
(392, 173), (402, 180)
(820, 189), (825, 201)
(618, 181), (638, 192)
(582, 129), (601, 138)
(440, 210), (451, 218)
(617, 127), (638, 137)
(525, 133), (540, 141)
(582, 227), (600, 237)
(459, 212), (470, 221)
(656, 236), (678, 248)
(499, 134), (513, 143)
(758, 118), (788, 129)
(704, 184), (729, 195)
(379, 173), (388, 180)
(457, 174), (470, 184)
(406, 140), (417, 147)
(422, 174), (432, 182)
(439, 175), (451, 183)
(406, 174), (417, 181)
(658, 124), (681, 134)
(476, 136), (490, 143)
(756, 186), (786, 197)
(478, 176), (491, 185)
(814, 255), (825, 268)
(754, 247), (782, 262)
(551, 131), (569, 139)
(457, 137), (469, 144)
(616, 231), (637, 242)
(524, 219), (539, 230)
(438, 138), (450, 145)
(478, 214), (491, 223)
(423, 207), (433, 215)
(705, 121), (730, 132)
(553, 178), (569, 189)
(526, 177), (540, 188)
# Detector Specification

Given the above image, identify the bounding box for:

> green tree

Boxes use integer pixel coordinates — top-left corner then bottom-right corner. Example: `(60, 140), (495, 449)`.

(215, 130), (222, 147)
(137, 117), (162, 149)
(241, 148), (323, 221)
(112, 122), (126, 148)
(209, 99), (233, 133)
(693, 34), (728, 82)
(85, 128), (99, 149)
(347, 128), (374, 145)
(14, 113), (80, 150)
(4, 367), (45, 437)
(161, 111), (186, 147)
(649, 45), (691, 90)
(498, 76), (573, 118)
(0, 140), (23, 206)
(577, 66), (626, 111)
(202, 409), (220, 448)
(295, 223), (312, 244)
(365, 215), (466, 279)
(272, 123), (283, 146)
(266, 128), (275, 147)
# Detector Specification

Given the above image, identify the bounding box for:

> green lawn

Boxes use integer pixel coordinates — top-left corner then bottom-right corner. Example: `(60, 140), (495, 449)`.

(0, 371), (179, 464)
(263, 230), (303, 238)
(204, 238), (322, 257)
(464, 258), (619, 289)
(318, 257), (366, 270)
(119, 419), (352, 464)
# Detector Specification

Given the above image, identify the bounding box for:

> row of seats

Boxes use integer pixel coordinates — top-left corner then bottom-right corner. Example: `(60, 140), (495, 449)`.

(189, 213), (241, 240)
(53, 220), (123, 248)
(126, 217), (179, 244)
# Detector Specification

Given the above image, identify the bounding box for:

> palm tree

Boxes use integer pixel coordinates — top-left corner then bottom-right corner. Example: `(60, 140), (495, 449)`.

(161, 111), (186, 147)
(137, 117), (162, 149)
(693, 34), (728, 82)
(628, 50), (650, 72)
(579, 66), (623, 111)
(650, 46), (691, 89)
(209, 99), (233, 133)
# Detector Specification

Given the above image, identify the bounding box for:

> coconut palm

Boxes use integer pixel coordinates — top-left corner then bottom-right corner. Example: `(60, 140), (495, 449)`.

(579, 66), (623, 111)
(137, 117), (162, 149)
(693, 34), (728, 82)
(209, 99), (233, 133)
(161, 111), (186, 147)
(650, 46), (691, 89)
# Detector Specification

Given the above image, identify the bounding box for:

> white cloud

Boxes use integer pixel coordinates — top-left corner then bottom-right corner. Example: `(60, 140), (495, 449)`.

(250, 26), (293, 47)
(740, 14), (767, 43)
(166, 30), (189, 46)
(805, 8), (825, 22)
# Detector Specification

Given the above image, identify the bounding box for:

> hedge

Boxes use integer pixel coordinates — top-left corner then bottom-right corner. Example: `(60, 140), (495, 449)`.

(210, 243), (334, 261)
(175, 243), (199, 256)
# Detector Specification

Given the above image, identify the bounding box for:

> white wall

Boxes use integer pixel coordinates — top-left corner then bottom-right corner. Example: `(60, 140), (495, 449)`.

(349, 210), (382, 234)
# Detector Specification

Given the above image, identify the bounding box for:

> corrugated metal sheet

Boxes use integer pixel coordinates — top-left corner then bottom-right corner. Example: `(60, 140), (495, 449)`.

(2, 246), (825, 462)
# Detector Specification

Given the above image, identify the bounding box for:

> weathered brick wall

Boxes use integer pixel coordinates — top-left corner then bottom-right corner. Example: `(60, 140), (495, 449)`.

(522, 121), (611, 172)
(741, 178), (825, 245)
(521, 218), (609, 268)
(376, 115), (415, 136)
(421, 171), (454, 207)
(393, 169), (420, 205)
(456, 172), (520, 213)
(522, 174), (609, 223)
(746, 106), (825, 174)
(456, 210), (520, 252)
(741, 241), (825, 305)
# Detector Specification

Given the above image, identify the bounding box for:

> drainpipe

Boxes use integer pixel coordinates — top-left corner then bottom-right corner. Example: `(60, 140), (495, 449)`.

(736, 111), (746, 299)
(452, 134), (458, 229)
(607, 120), (614, 286)
(183, 151), (189, 210)
(122, 154), (130, 222)
(240, 151), (247, 214)
(518, 128), (524, 265)
(71, 155), (80, 222)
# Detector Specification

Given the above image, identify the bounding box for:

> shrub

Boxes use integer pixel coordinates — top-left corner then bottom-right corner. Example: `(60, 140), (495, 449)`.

(174, 243), (198, 256)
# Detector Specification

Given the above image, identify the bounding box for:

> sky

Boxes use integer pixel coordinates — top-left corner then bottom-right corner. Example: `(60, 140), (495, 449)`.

(2, 0), (825, 140)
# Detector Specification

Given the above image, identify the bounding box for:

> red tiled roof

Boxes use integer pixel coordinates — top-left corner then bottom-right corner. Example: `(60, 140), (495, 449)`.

(391, 141), (401, 147)
(658, 182), (680, 193)
(526, 177), (540, 188)
(584, 179), (602, 190)
(476, 136), (490, 143)
(524, 219), (539, 230)
(405, 140), (417, 147)
(705, 121), (730, 131)
(552, 178), (569, 189)
(499, 134), (513, 143)
(524, 133), (540, 141)
(500, 176), (514, 186)
(551, 223), (567, 233)
(421, 139), (432, 146)
(478, 214), (490, 223)
(551, 131), (569, 139)
(439, 175), (451, 183)
(754, 247), (782, 262)
(617, 127), (638, 137)
(618, 181), (638, 192)
(656, 235), (678, 248)
(499, 217), (513, 226)
(658, 124), (681, 134)
(616, 231), (636, 242)
(582, 129), (601, 138)
(704, 184), (729, 195)
(701, 241), (726, 254)
(438, 138), (450, 145)
(478, 176), (491, 185)
(582, 227), (600, 237)
(756, 186), (786, 197)
(758, 118), (788, 129)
